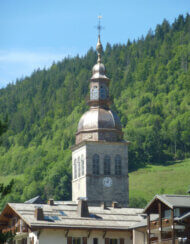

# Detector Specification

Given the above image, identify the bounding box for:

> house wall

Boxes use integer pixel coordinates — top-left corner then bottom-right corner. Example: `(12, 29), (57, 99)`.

(29, 231), (38, 244)
(38, 229), (132, 244)
(133, 229), (146, 244)
(72, 145), (87, 201)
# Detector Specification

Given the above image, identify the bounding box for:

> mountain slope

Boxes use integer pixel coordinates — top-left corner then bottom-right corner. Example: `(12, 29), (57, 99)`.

(0, 14), (190, 207)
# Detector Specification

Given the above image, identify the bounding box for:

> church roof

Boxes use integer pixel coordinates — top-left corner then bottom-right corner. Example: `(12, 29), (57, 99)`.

(77, 107), (122, 133)
(0, 201), (144, 231)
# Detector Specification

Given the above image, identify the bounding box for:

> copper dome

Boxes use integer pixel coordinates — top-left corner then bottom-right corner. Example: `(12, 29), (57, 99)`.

(77, 107), (122, 132)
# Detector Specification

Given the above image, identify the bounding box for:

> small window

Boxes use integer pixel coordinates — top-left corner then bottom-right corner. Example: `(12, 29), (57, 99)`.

(72, 238), (81, 244)
(74, 159), (77, 179)
(174, 208), (180, 217)
(93, 238), (98, 244)
(81, 155), (84, 176)
(110, 240), (117, 244)
(78, 157), (81, 178)
(164, 209), (171, 218)
(104, 155), (111, 175)
(93, 154), (99, 175)
(115, 155), (122, 175)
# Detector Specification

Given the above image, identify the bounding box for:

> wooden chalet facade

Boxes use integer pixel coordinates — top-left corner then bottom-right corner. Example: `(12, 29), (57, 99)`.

(132, 195), (190, 244)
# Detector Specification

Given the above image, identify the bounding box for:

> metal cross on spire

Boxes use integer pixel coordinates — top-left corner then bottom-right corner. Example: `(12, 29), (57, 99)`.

(96, 15), (103, 64)
(97, 15), (103, 36)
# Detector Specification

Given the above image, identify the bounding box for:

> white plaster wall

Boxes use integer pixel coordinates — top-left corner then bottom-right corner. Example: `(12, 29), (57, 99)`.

(72, 145), (87, 201)
(133, 230), (146, 244)
(29, 231), (38, 244)
(39, 229), (66, 244)
(38, 229), (132, 244)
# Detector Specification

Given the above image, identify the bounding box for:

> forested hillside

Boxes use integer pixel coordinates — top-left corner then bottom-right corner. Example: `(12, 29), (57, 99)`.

(0, 14), (190, 207)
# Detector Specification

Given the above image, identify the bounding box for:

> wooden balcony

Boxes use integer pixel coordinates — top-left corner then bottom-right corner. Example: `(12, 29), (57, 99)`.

(2, 224), (28, 233)
(151, 238), (178, 243)
(150, 219), (172, 230)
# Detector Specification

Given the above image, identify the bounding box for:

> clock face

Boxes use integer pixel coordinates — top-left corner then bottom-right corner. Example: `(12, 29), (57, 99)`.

(103, 177), (112, 187)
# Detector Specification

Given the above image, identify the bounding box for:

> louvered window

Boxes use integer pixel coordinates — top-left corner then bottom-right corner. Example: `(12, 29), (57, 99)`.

(104, 155), (111, 175)
(93, 154), (99, 175)
(115, 155), (122, 175)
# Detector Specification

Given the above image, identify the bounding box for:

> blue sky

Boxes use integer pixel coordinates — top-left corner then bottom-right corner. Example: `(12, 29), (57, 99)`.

(0, 0), (189, 88)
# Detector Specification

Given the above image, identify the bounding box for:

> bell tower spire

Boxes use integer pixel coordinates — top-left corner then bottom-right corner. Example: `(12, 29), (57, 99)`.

(96, 15), (103, 64)
(71, 19), (129, 207)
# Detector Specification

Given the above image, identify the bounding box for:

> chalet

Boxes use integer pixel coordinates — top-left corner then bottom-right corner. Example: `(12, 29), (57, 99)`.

(132, 194), (190, 244)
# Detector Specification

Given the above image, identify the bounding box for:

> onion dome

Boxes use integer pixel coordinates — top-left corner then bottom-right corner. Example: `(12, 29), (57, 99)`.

(77, 108), (122, 132)
(91, 63), (108, 80)
(76, 107), (123, 144)
(91, 35), (109, 81)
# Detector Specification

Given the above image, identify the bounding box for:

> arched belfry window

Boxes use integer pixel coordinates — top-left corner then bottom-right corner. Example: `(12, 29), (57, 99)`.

(93, 154), (99, 175)
(104, 155), (111, 175)
(115, 155), (122, 175)
(74, 159), (77, 179)
(78, 156), (81, 178)
(81, 154), (84, 176)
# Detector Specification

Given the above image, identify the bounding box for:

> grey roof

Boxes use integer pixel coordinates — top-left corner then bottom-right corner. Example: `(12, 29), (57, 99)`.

(144, 195), (190, 212)
(175, 211), (190, 221)
(6, 201), (144, 230)
(128, 214), (158, 230)
(24, 196), (44, 204)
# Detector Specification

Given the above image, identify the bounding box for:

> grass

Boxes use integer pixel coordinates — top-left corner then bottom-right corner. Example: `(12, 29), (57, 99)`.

(129, 158), (190, 203)
(0, 174), (24, 184)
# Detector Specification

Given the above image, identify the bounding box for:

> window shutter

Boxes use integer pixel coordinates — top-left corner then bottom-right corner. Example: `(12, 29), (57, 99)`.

(83, 237), (87, 244)
(105, 238), (109, 244)
(67, 237), (72, 244)
(120, 239), (124, 244)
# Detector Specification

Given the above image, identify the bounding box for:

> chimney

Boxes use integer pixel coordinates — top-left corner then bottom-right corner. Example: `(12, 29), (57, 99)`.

(112, 201), (120, 208)
(101, 202), (106, 210)
(48, 199), (54, 206)
(34, 207), (44, 220)
(77, 199), (89, 217)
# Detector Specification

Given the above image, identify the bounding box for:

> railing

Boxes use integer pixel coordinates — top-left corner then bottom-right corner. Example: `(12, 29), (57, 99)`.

(151, 238), (179, 244)
(2, 224), (28, 233)
(2, 226), (17, 233)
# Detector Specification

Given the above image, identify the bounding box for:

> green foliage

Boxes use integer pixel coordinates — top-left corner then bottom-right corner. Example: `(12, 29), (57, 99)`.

(0, 180), (14, 197)
(0, 231), (14, 243)
(128, 197), (147, 208)
(0, 14), (190, 205)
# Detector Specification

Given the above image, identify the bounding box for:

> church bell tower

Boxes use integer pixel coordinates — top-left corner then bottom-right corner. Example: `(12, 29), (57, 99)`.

(71, 28), (129, 207)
